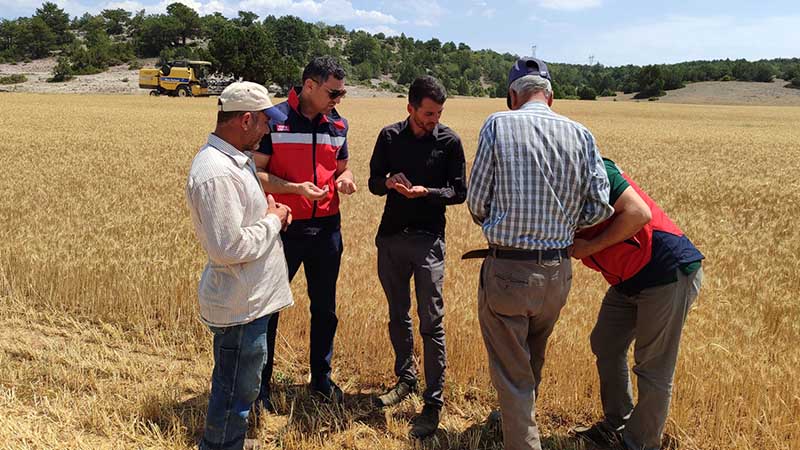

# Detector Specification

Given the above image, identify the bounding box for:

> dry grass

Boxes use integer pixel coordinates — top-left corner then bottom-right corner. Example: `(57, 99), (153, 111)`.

(0, 93), (798, 450)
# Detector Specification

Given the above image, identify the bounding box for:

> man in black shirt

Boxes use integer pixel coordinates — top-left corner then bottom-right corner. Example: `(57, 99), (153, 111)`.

(368, 76), (467, 439)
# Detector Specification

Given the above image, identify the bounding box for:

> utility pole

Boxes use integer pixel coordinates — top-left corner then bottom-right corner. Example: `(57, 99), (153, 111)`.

(588, 55), (596, 66)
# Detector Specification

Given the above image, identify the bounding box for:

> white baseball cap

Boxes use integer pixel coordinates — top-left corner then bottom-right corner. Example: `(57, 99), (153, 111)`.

(218, 81), (287, 122)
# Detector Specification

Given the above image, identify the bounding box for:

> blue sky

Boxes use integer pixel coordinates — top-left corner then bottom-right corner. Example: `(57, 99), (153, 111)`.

(3, 0), (799, 66)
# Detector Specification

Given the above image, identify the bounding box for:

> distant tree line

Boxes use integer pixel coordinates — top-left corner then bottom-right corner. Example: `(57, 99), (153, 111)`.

(2, 2), (799, 94)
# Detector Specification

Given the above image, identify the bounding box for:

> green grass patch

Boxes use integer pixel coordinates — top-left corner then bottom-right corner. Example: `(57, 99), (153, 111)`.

(0, 74), (27, 85)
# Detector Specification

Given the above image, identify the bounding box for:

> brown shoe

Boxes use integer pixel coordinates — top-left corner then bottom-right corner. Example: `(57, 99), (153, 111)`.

(409, 404), (441, 439)
(374, 380), (417, 408)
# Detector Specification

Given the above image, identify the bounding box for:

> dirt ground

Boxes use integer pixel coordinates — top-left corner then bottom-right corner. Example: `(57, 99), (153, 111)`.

(3, 57), (799, 105)
(0, 57), (398, 98)
(0, 57), (151, 95)
(598, 78), (800, 106)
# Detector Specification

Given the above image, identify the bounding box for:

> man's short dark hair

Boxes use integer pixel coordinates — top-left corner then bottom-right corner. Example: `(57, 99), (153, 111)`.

(216, 109), (247, 124)
(409, 76), (447, 108)
(302, 56), (346, 83)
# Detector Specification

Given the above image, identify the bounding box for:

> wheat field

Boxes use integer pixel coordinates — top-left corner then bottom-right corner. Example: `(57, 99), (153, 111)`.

(0, 93), (798, 450)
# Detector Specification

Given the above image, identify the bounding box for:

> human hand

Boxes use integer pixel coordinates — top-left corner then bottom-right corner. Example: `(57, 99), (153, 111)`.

(336, 178), (357, 195)
(277, 202), (292, 230)
(395, 184), (429, 199)
(295, 181), (328, 200)
(267, 194), (292, 230)
(571, 238), (596, 259)
(385, 172), (412, 190)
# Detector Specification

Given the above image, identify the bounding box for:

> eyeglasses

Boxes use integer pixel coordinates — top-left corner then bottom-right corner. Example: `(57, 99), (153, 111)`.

(311, 78), (346, 100)
(326, 88), (347, 100)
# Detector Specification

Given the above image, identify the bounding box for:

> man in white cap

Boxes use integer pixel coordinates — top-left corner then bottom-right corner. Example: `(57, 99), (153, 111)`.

(186, 81), (294, 450)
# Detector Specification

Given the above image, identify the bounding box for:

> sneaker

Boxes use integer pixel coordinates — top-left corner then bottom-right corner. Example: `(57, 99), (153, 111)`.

(374, 380), (417, 408)
(311, 380), (344, 404)
(572, 422), (624, 448)
(409, 404), (441, 439)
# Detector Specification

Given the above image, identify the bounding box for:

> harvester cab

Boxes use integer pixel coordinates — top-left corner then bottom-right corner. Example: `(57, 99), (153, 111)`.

(139, 60), (213, 97)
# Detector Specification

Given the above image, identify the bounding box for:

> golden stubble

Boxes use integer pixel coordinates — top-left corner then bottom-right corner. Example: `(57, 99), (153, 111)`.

(0, 94), (798, 449)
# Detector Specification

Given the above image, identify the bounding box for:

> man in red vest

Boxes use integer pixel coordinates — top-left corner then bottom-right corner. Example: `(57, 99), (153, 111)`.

(571, 158), (704, 450)
(253, 56), (356, 406)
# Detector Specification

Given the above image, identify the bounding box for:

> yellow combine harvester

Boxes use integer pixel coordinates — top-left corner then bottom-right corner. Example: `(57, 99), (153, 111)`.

(139, 60), (212, 97)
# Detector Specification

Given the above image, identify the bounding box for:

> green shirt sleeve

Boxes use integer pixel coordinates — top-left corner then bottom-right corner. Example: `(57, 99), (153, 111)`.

(604, 158), (630, 205)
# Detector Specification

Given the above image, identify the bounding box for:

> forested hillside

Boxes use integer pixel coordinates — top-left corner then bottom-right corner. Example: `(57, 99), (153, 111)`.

(2, 2), (799, 97)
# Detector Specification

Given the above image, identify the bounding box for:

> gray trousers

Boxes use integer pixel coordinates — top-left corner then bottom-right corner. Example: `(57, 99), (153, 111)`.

(376, 232), (446, 407)
(478, 255), (572, 450)
(591, 268), (703, 450)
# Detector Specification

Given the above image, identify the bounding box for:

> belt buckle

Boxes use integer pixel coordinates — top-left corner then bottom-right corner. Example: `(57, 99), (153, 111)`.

(541, 249), (564, 266)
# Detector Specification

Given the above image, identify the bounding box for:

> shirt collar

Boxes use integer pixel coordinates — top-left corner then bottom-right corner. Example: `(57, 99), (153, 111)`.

(288, 87), (332, 124)
(520, 100), (550, 111)
(207, 133), (249, 169)
(402, 117), (439, 141)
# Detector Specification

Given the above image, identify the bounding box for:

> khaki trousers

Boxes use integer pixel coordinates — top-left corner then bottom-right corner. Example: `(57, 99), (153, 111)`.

(591, 268), (703, 450)
(478, 255), (572, 450)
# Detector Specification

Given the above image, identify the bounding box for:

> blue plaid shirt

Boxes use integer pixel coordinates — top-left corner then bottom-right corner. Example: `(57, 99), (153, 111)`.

(467, 101), (613, 250)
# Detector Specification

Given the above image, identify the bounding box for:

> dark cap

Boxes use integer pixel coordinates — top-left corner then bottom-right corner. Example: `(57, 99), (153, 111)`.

(506, 57), (552, 108)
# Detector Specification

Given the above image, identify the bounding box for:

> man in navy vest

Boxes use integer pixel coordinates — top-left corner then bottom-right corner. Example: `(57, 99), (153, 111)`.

(571, 158), (704, 450)
(253, 56), (356, 406)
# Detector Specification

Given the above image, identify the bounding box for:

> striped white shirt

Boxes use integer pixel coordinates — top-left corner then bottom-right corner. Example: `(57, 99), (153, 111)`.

(467, 101), (613, 250)
(186, 134), (293, 327)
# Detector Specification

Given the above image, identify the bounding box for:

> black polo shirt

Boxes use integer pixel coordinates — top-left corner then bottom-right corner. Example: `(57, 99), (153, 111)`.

(368, 119), (467, 238)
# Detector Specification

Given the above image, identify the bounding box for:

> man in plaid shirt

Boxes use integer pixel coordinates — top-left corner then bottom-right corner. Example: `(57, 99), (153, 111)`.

(467, 57), (613, 450)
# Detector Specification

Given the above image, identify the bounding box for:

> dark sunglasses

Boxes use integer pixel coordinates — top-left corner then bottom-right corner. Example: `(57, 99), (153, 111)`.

(311, 78), (346, 100)
(327, 88), (347, 100)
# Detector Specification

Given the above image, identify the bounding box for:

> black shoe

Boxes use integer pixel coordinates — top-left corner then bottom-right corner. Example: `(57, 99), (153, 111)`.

(374, 380), (417, 408)
(572, 422), (624, 448)
(311, 380), (344, 404)
(485, 409), (502, 430)
(409, 404), (441, 439)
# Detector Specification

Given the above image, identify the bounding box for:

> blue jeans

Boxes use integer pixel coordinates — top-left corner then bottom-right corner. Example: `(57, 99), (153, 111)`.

(260, 227), (342, 404)
(200, 314), (271, 450)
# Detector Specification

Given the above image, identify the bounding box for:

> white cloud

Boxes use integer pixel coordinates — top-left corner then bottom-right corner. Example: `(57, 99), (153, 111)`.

(239, 0), (399, 25)
(14, 0), (401, 26)
(0, 0), (46, 15)
(389, 0), (446, 27)
(536, 0), (601, 11)
(203, 0), (226, 13)
(103, 1), (148, 11)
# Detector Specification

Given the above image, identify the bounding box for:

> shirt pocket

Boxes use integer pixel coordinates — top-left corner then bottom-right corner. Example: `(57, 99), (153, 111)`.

(485, 258), (547, 316)
(426, 148), (446, 171)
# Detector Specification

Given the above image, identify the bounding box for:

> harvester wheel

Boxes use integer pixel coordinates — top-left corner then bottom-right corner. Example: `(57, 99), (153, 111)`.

(149, 90), (159, 96)
(177, 86), (191, 97)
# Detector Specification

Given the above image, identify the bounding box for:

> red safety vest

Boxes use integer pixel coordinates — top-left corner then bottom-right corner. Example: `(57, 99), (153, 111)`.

(577, 173), (685, 285)
(265, 88), (349, 220)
